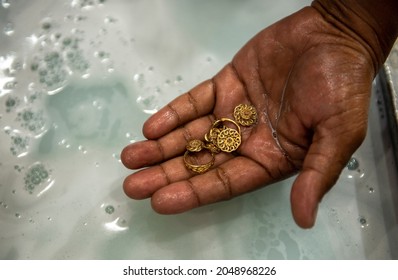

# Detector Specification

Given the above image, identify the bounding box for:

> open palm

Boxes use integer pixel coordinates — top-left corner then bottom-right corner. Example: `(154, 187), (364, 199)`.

(121, 7), (376, 228)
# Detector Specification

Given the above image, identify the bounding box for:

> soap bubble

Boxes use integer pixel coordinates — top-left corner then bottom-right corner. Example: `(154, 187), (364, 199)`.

(1, 0), (10, 8)
(174, 75), (183, 84)
(3, 81), (18, 90)
(346, 157), (359, 170)
(10, 134), (30, 157)
(23, 162), (52, 195)
(16, 108), (47, 136)
(133, 73), (145, 87)
(105, 205), (115, 214)
(78, 145), (87, 154)
(5, 96), (20, 113)
(104, 16), (117, 24)
(41, 18), (53, 31)
(3, 22), (14, 36)
(358, 216), (368, 228)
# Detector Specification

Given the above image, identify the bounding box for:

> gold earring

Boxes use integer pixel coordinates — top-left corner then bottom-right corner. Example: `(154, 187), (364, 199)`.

(210, 118), (241, 153)
(233, 104), (257, 126)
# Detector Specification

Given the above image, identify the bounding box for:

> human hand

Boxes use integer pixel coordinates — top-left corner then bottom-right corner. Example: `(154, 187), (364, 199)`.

(121, 6), (380, 228)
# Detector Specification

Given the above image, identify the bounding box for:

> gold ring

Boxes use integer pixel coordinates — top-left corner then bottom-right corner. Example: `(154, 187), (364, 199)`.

(211, 118), (242, 135)
(183, 141), (215, 174)
(183, 150), (215, 174)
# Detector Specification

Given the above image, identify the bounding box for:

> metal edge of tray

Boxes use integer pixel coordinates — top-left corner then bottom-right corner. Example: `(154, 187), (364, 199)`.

(382, 40), (398, 164)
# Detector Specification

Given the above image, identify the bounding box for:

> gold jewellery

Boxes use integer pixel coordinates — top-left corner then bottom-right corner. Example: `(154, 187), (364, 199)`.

(183, 104), (257, 174)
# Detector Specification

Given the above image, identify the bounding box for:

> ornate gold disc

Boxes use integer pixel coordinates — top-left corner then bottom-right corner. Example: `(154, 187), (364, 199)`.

(233, 104), (257, 126)
(216, 127), (241, 152)
(186, 139), (204, 152)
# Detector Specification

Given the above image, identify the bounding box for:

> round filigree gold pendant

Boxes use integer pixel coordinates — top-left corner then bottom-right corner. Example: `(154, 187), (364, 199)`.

(233, 104), (257, 126)
(186, 139), (204, 152)
(216, 127), (241, 152)
(205, 127), (223, 146)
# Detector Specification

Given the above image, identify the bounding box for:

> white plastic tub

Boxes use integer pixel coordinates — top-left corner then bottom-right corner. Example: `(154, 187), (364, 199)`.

(1, 0), (397, 259)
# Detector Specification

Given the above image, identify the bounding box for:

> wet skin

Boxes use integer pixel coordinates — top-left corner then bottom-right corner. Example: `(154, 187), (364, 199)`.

(121, 5), (389, 228)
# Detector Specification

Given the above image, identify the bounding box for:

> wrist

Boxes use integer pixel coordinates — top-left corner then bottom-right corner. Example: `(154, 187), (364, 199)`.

(312, 0), (398, 71)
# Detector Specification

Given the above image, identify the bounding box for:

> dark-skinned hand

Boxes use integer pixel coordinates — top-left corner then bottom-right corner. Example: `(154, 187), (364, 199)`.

(121, 4), (394, 228)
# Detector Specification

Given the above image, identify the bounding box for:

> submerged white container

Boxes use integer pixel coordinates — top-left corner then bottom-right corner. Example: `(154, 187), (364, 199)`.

(0, 0), (397, 259)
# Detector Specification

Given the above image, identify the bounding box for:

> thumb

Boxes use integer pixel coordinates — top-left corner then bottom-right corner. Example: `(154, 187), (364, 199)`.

(290, 126), (365, 228)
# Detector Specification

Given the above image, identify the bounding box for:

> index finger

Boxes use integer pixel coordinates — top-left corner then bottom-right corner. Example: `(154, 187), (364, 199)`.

(143, 79), (216, 140)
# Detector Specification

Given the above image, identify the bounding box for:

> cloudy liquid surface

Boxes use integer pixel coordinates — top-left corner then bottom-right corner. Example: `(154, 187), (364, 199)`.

(1, 0), (397, 259)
